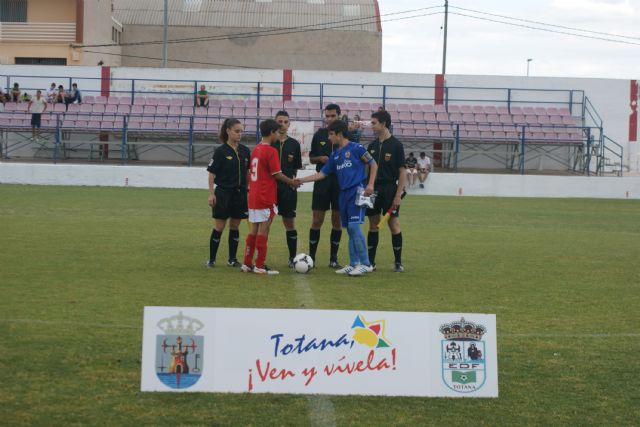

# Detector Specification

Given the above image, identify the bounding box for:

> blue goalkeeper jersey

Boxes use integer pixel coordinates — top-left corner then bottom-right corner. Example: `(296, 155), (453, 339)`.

(321, 141), (374, 190)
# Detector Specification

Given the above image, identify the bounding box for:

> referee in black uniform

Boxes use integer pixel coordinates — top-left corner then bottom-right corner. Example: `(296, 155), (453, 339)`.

(272, 110), (303, 267)
(206, 118), (251, 268)
(309, 103), (343, 268)
(366, 110), (407, 272)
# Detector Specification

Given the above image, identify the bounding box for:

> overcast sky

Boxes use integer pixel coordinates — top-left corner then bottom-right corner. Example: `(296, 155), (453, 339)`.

(377, 0), (640, 80)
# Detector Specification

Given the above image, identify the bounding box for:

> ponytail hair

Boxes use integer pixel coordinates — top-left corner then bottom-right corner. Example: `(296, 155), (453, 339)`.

(220, 118), (241, 143)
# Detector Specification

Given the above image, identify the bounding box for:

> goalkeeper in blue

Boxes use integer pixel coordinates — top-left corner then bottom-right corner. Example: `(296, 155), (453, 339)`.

(299, 120), (378, 276)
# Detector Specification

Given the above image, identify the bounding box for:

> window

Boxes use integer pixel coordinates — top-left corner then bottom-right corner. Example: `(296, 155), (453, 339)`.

(0, 0), (27, 22)
(15, 57), (67, 65)
(112, 27), (121, 44)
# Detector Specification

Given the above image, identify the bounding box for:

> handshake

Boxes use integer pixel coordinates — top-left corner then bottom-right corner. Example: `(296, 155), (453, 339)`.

(289, 178), (303, 189)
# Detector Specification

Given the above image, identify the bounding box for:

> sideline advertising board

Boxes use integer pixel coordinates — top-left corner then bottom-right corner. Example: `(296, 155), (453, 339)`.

(141, 307), (498, 397)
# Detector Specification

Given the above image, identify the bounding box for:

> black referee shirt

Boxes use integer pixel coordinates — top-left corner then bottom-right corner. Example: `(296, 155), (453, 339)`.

(271, 136), (302, 178)
(310, 128), (337, 172)
(206, 142), (251, 189)
(367, 135), (406, 185)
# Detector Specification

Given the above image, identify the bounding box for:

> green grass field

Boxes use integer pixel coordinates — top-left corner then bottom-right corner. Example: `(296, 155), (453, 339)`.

(1, 184), (639, 426)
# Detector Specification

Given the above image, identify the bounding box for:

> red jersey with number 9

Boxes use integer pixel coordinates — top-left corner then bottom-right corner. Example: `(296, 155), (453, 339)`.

(248, 143), (282, 209)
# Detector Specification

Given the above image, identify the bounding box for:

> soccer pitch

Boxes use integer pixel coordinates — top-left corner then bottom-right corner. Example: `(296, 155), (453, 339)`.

(1, 184), (638, 426)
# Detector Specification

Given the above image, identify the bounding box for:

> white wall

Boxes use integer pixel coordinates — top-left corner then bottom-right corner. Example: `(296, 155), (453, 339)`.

(1, 163), (638, 199)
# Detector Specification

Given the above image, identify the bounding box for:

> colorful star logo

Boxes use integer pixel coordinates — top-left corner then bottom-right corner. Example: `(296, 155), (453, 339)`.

(351, 315), (391, 348)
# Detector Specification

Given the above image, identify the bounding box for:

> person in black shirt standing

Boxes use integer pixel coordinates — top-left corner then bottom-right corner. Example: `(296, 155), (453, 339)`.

(272, 111), (303, 267)
(309, 103), (343, 268)
(206, 118), (251, 268)
(366, 110), (407, 272)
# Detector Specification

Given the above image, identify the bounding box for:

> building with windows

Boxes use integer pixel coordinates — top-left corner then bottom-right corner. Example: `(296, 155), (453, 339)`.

(112, 0), (382, 71)
(0, 0), (121, 66)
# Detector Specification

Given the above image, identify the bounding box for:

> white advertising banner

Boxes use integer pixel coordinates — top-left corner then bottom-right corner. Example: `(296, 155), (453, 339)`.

(141, 307), (498, 397)
(288, 121), (315, 167)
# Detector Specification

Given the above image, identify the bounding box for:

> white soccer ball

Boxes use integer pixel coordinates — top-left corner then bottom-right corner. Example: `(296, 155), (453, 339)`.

(293, 253), (314, 274)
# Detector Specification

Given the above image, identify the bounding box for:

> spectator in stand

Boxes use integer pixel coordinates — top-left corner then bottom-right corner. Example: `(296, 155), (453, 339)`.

(21, 92), (32, 103)
(405, 152), (418, 189)
(196, 85), (209, 107)
(348, 114), (362, 143)
(417, 152), (431, 189)
(65, 83), (82, 104)
(55, 85), (66, 103)
(28, 90), (47, 139)
(0, 87), (7, 104)
(46, 83), (57, 103)
(10, 83), (21, 102)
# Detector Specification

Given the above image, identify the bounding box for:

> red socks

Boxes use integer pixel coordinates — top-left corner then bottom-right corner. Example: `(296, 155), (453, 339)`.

(255, 235), (268, 268)
(244, 234), (256, 266)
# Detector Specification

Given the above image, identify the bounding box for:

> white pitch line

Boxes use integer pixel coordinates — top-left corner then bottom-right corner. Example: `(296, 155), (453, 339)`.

(293, 273), (336, 427)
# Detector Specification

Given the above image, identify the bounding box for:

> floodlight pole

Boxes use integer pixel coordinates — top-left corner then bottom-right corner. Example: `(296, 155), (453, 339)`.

(442, 0), (448, 75)
(526, 58), (533, 77)
(162, 0), (168, 68)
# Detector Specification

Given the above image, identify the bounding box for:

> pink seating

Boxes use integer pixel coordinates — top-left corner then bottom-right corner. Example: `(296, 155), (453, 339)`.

(459, 105), (472, 114)
(107, 96), (120, 105)
(233, 100), (245, 108)
(499, 115), (512, 124)
(422, 104), (434, 113)
(358, 102), (371, 110)
(486, 114), (499, 123)
(461, 113), (474, 123)
(397, 103), (410, 112)
(146, 97), (158, 106)
(549, 115), (563, 125)
(168, 106), (181, 115)
(117, 105), (131, 114)
(105, 104), (118, 114)
(246, 100), (258, 108)
(182, 98), (194, 107)
(220, 107), (233, 116)
(435, 104), (447, 113)
(485, 106), (497, 115)
(92, 104), (105, 113)
(143, 106), (156, 115)
(525, 115), (538, 125)
(537, 116), (550, 125)
(436, 112), (448, 121)
(558, 108), (571, 116)
(83, 95), (95, 104)
(232, 107), (245, 117)
(131, 105), (143, 114)
(534, 107), (547, 115)
(512, 114), (526, 124)
(398, 112), (412, 121)
(80, 104), (92, 113)
(284, 100), (296, 110)
(449, 113), (462, 122)
(258, 107), (271, 118)
(472, 106), (484, 114)
(497, 106), (509, 115)
(133, 97), (145, 106)
(402, 129), (415, 137)
(522, 107), (535, 115)
(4, 102), (17, 112)
(221, 99), (233, 108)
(119, 96), (132, 105)
(562, 116), (578, 126)
(511, 106), (523, 115)
(474, 113), (487, 123)
(53, 103), (66, 113)
(181, 106), (194, 116)
(447, 105), (460, 114)
(411, 112), (423, 121)
(157, 97), (170, 106)
(95, 96), (107, 105)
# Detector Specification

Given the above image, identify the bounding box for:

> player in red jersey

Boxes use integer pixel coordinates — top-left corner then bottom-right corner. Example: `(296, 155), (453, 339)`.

(241, 119), (300, 275)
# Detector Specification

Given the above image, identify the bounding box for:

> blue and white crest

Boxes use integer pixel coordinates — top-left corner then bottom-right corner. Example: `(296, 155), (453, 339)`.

(440, 318), (487, 393)
(155, 312), (204, 389)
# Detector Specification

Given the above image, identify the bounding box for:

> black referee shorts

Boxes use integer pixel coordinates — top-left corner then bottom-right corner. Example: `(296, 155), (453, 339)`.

(366, 182), (400, 217)
(212, 187), (248, 220)
(311, 173), (340, 211)
(277, 182), (298, 218)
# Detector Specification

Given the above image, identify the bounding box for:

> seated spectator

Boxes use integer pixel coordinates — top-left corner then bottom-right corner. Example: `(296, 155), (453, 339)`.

(196, 85), (209, 107)
(21, 92), (32, 103)
(65, 83), (82, 104)
(348, 114), (362, 143)
(46, 82), (58, 103)
(10, 83), (21, 102)
(417, 151), (431, 189)
(405, 152), (418, 189)
(0, 87), (7, 104)
(55, 85), (66, 103)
